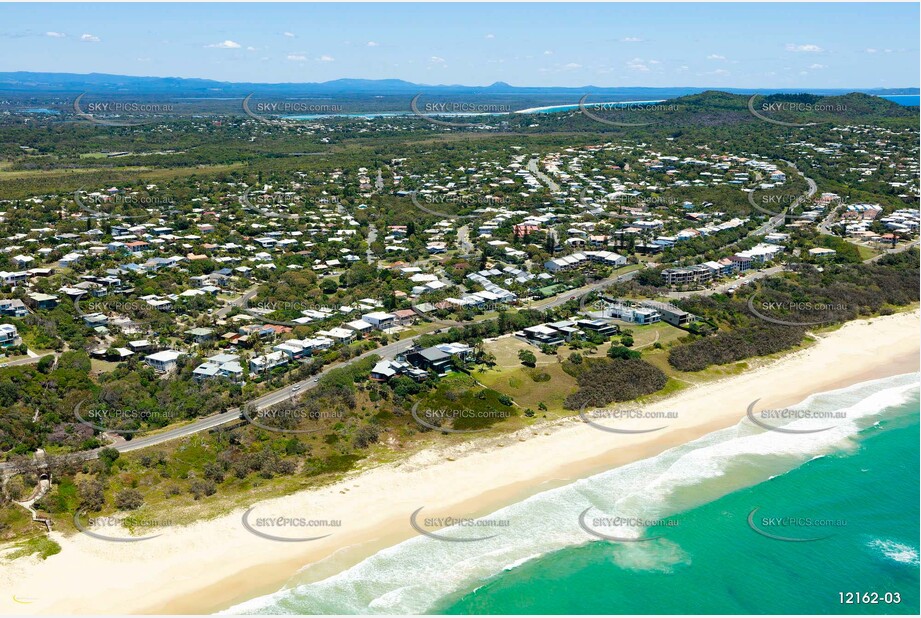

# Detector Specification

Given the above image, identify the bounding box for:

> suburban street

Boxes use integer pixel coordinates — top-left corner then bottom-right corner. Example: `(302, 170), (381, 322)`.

(527, 157), (560, 193)
(214, 284), (260, 318)
(0, 334), (421, 474)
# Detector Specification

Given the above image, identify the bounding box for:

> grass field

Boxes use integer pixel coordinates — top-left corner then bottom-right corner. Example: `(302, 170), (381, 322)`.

(477, 318), (791, 414)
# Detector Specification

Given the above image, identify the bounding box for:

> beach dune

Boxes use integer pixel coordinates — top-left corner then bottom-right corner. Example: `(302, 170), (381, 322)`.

(1, 311), (918, 615)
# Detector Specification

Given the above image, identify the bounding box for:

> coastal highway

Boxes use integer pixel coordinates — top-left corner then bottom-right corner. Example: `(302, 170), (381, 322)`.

(0, 334), (421, 474)
(863, 239), (920, 263)
(527, 266), (644, 312)
(0, 351), (58, 369)
(665, 265), (785, 300)
(117, 334), (421, 453)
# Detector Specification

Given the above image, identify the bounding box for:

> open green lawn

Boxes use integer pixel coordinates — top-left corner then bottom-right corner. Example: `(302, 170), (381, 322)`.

(416, 372), (520, 431)
(476, 361), (577, 414)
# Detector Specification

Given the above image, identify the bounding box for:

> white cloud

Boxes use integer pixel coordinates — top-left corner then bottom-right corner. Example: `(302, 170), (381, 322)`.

(707, 54), (726, 61)
(562, 62), (582, 70)
(366, 41), (380, 47)
(786, 43), (823, 53)
(45, 31), (66, 38)
(626, 58), (649, 72)
(865, 48), (878, 53)
(430, 56), (446, 64)
(80, 33), (100, 43)
(621, 37), (643, 42)
(283, 32), (295, 38)
(318, 55), (335, 62)
(246, 46), (256, 52)
(809, 63), (826, 69)
(649, 59), (661, 65)
(543, 50), (553, 55)
(207, 40), (241, 49)
(287, 54), (307, 61)
(485, 33), (495, 39)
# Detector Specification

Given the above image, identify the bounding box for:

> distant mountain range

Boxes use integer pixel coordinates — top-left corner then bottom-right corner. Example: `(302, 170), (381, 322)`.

(0, 71), (917, 97)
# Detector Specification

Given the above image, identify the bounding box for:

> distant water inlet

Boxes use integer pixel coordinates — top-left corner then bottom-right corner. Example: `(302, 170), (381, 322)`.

(223, 373), (920, 615)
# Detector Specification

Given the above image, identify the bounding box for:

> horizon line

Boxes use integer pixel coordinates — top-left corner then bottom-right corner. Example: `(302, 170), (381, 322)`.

(0, 70), (918, 91)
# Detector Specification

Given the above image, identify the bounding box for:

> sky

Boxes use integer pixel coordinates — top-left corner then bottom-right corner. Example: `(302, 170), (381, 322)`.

(0, 3), (918, 88)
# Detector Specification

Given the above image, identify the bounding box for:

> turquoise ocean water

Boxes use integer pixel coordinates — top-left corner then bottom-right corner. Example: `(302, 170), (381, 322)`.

(225, 373), (920, 615)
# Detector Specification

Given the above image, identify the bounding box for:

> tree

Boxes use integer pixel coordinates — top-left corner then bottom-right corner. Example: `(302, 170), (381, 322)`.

(620, 335), (635, 347)
(518, 349), (537, 367)
(568, 352), (583, 364)
(115, 488), (143, 511)
(79, 479), (106, 512)
(607, 345), (641, 360)
(353, 424), (380, 449)
(37, 355), (55, 373)
(98, 447), (120, 471)
(189, 479), (216, 500)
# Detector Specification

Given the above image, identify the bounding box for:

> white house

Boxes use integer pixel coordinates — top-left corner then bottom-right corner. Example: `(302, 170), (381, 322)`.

(361, 311), (396, 329)
(145, 350), (183, 373)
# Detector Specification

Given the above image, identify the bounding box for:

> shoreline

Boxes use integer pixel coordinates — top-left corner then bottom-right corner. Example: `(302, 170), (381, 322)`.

(1, 310), (919, 616)
(515, 99), (667, 114)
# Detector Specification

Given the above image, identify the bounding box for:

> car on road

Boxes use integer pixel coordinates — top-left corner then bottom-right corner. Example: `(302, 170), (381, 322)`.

(292, 383), (301, 393)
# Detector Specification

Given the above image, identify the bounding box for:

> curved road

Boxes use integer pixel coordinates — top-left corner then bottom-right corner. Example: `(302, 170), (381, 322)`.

(0, 335), (421, 473)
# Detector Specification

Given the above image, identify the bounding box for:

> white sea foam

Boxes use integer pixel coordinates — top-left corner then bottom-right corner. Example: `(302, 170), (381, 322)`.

(222, 373), (919, 615)
(869, 538), (921, 566)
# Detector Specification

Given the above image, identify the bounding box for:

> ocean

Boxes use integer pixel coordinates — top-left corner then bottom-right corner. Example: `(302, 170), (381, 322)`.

(879, 95), (920, 106)
(224, 373), (920, 615)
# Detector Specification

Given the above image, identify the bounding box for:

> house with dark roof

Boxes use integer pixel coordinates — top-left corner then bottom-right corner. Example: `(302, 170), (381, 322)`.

(405, 346), (454, 376)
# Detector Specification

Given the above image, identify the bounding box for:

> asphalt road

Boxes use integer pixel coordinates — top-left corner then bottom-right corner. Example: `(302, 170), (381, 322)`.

(0, 334), (421, 472)
(214, 284), (260, 318)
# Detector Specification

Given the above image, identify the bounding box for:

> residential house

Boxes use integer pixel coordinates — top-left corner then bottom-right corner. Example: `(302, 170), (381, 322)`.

(145, 350), (183, 372)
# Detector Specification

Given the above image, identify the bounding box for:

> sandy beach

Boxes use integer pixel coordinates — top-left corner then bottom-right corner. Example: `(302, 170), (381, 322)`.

(1, 310), (918, 616)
